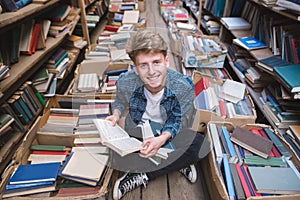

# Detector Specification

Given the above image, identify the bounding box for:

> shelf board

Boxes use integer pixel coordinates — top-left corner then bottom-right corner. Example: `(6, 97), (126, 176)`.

(0, 1), (60, 30)
(0, 36), (66, 101)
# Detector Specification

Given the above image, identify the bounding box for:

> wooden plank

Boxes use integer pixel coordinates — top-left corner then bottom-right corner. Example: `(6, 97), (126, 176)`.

(168, 167), (207, 200)
(142, 174), (168, 200)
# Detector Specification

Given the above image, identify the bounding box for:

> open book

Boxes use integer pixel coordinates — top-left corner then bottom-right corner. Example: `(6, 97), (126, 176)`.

(93, 119), (142, 157)
(137, 120), (175, 165)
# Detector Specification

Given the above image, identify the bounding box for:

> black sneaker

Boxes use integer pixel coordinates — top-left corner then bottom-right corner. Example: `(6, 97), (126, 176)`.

(179, 164), (197, 183)
(113, 172), (149, 200)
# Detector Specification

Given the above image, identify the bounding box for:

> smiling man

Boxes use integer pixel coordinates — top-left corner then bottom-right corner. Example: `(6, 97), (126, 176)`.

(105, 30), (208, 200)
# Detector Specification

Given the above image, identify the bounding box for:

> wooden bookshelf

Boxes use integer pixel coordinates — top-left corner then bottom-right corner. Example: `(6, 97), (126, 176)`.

(0, 0), (60, 32)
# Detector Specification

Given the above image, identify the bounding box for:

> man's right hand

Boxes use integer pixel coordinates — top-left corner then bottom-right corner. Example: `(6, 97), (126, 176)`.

(105, 109), (121, 126)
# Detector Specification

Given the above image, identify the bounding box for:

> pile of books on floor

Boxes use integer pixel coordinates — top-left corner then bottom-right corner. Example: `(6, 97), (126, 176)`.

(207, 123), (300, 199)
(2, 143), (110, 198)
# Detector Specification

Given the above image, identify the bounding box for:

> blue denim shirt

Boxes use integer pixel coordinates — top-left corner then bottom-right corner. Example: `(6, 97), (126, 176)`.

(112, 68), (194, 139)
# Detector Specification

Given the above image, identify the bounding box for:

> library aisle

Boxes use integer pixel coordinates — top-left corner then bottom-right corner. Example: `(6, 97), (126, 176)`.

(107, 1), (210, 200)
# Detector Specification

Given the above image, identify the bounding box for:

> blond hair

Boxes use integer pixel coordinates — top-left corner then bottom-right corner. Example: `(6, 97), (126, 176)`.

(126, 30), (168, 63)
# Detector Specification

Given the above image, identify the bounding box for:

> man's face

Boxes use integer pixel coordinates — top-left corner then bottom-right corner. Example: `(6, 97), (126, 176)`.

(134, 52), (169, 94)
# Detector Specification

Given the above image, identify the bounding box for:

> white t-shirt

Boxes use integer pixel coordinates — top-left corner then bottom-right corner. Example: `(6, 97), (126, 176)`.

(142, 87), (164, 124)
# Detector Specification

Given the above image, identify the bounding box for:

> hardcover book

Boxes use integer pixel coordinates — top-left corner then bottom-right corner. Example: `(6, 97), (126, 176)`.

(8, 162), (60, 185)
(220, 17), (251, 30)
(233, 37), (267, 51)
(248, 166), (300, 194)
(273, 64), (300, 93)
(230, 126), (273, 158)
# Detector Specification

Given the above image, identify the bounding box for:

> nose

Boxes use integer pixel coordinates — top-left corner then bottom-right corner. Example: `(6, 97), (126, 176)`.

(148, 64), (155, 74)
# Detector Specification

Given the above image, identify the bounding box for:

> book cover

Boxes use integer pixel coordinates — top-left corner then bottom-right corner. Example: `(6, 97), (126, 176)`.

(273, 64), (300, 93)
(248, 166), (300, 194)
(30, 144), (71, 152)
(220, 17), (251, 30)
(230, 126), (273, 158)
(229, 163), (245, 200)
(8, 162), (60, 184)
(233, 37), (267, 51)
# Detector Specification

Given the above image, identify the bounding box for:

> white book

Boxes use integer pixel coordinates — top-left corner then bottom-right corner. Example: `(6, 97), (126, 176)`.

(218, 79), (246, 104)
(220, 17), (251, 30)
(93, 119), (142, 157)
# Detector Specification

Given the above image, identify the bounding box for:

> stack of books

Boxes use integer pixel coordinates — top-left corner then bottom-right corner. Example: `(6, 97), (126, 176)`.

(3, 162), (61, 198)
(208, 123), (300, 200)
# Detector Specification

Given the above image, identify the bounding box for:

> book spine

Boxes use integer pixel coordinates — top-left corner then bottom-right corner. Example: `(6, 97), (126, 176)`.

(263, 128), (291, 158)
(221, 126), (237, 162)
(9, 98), (29, 124)
(222, 154), (236, 200)
(17, 94), (33, 121)
(235, 164), (252, 198)
(1, 103), (24, 131)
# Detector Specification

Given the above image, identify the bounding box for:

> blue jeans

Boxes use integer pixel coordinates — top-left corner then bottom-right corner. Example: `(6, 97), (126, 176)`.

(109, 128), (210, 180)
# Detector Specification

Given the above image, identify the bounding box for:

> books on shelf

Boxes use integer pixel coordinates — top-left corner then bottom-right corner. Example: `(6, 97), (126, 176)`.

(256, 55), (292, 74)
(220, 17), (251, 30)
(93, 119), (142, 157)
(233, 37), (267, 51)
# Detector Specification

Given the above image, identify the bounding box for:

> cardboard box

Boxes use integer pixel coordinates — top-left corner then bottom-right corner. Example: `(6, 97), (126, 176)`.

(202, 122), (300, 200)
(69, 61), (130, 96)
(191, 71), (257, 132)
(0, 115), (113, 199)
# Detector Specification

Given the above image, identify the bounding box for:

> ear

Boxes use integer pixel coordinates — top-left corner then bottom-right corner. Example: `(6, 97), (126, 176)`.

(165, 55), (170, 68)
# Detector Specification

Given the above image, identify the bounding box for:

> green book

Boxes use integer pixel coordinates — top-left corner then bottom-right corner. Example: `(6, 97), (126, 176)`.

(274, 64), (300, 93)
(30, 145), (70, 152)
(244, 155), (287, 167)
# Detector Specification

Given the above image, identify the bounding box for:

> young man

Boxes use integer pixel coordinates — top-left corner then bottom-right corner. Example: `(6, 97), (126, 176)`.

(106, 30), (209, 200)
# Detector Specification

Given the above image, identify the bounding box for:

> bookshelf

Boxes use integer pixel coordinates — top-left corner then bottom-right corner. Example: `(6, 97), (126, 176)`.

(195, 0), (300, 135)
(0, 0), (83, 175)
(77, 0), (109, 47)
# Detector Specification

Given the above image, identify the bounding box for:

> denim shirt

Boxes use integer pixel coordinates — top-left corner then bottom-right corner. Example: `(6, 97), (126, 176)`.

(112, 68), (194, 139)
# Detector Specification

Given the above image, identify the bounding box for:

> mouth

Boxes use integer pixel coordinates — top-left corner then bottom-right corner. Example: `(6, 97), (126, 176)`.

(147, 74), (160, 81)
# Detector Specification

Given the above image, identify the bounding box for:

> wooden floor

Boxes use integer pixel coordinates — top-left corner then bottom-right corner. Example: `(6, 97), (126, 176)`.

(107, 1), (211, 200)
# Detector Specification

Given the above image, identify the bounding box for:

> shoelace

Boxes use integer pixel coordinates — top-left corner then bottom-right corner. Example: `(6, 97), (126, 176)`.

(121, 174), (148, 193)
(180, 167), (191, 177)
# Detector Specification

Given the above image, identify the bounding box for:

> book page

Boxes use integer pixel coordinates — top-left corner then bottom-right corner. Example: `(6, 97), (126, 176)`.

(93, 119), (130, 142)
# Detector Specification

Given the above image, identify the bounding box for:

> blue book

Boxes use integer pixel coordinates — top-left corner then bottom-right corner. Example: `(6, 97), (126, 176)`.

(263, 128), (291, 159)
(6, 181), (54, 190)
(233, 37), (267, 50)
(221, 126), (237, 162)
(222, 154), (236, 200)
(8, 162), (60, 185)
(257, 55), (292, 72)
(15, 0), (31, 8)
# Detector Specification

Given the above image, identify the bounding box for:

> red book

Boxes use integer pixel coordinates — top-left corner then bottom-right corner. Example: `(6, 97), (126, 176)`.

(104, 25), (119, 32)
(258, 129), (281, 157)
(173, 13), (188, 20)
(194, 77), (210, 96)
(243, 165), (261, 197)
(32, 150), (69, 155)
(218, 99), (227, 118)
(235, 164), (251, 198)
